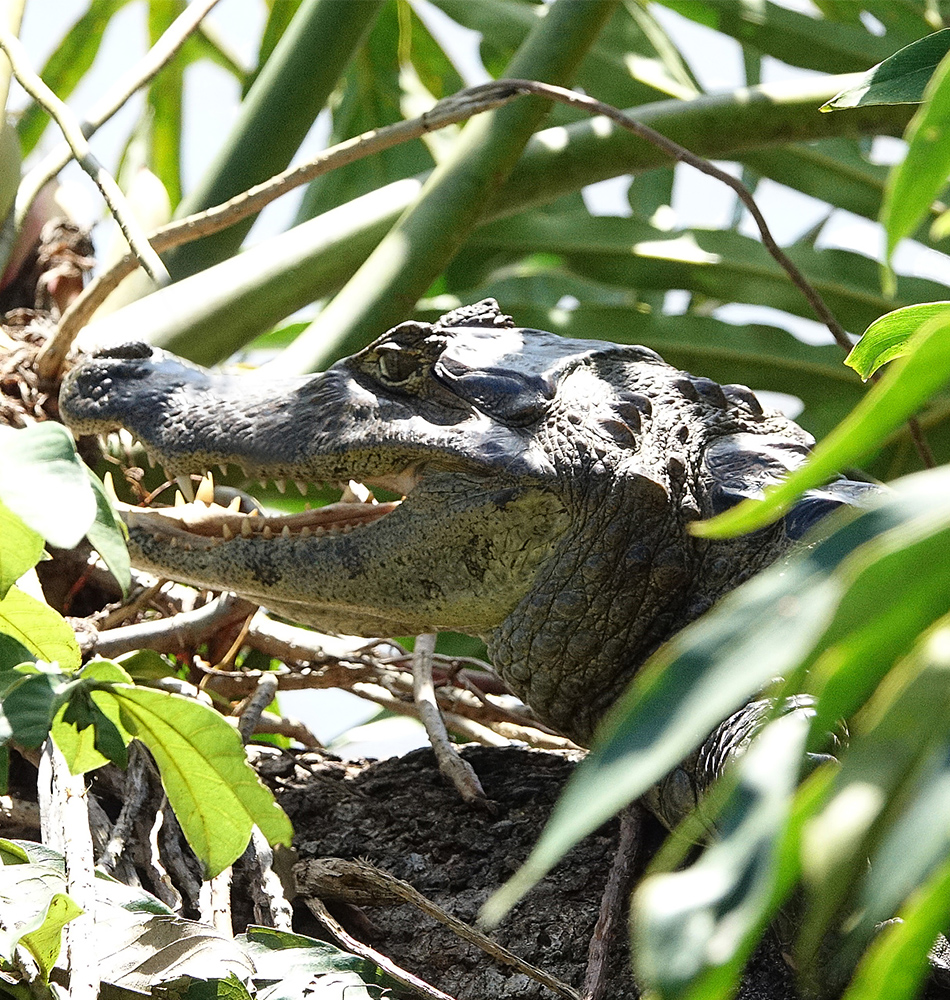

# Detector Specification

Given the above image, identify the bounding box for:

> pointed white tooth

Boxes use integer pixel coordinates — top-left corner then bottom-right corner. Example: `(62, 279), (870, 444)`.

(275, 479), (287, 494)
(281, 525), (291, 539)
(241, 518), (254, 538)
(218, 463), (229, 477)
(195, 472), (215, 505)
(176, 475), (195, 501)
(227, 496), (242, 512)
(295, 480), (308, 496)
(300, 526), (311, 538)
(262, 525), (273, 539)
(248, 508), (260, 517)
(102, 471), (120, 504)
(340, 482), (359, 504)
(174, 491), (187, 507)
(222, 523), (234, 540)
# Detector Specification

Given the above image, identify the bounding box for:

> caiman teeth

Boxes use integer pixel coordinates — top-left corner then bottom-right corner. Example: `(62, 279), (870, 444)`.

(195, 472), (215, 505)
(176, 475), (195, 502)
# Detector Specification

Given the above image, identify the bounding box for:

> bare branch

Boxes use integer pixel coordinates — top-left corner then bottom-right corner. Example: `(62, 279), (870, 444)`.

(411, 632), (489, 805)
(16, 0), (223, 226)
(0, 25), (169, 285)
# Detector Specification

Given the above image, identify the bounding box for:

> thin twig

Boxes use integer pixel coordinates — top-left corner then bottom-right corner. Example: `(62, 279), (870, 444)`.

(305, 895), (460, 1000)
(496, 80), (851, 351)
(38, 81), (524, 379)
(237, 672), (278, 745)
(412, 632), (489, 805)
(297, 858), (582, 1000)
(98, 745), (152, 874)
(16, 0), (222, 228)
(0, 25), (169, 286)
(92, 591), (258, 657)
(583, 806), (643, 1000)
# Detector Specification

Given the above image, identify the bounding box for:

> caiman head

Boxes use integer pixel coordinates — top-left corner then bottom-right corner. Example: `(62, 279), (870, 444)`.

(59, 299), (870, 743)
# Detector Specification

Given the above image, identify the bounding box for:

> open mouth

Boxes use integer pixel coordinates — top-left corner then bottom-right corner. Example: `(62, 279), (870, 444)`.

(104, 434), (413, 552)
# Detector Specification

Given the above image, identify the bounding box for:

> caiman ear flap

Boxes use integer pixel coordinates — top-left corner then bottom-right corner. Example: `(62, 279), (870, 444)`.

(432, 358), (555, 425)
(703, 431), (880, 538)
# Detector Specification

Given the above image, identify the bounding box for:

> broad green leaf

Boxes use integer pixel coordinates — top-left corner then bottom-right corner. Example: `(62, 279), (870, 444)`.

(20, 891), (82, 982)
(0, 667), (70, 749)
(882, 47), (950, 267)
(633, 711), (811, 1000)
(147, 3), (184, 208)
(84, 469), (130, 597)
(0, 586), (79, 671)
(797, 618), (950, 983)
(694, 310), (950, 539)
(241, 926), (392, 999)
(0, 423), (96, 550)
(842, 854), (950, 1000)
(823, 29), (950, 110)
(485, 470), (950, 923)
(103, 685), (292, 877)
(0, 500), (43, 600)
(116, 648), (176, 680)
(847, 302), (950, 379)
(0, 862), (80, 980)
(53, 679), (132, 775)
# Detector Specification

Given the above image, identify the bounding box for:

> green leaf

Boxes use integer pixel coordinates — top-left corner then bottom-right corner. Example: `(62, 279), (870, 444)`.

(694, 310), (950, 539)
(0, 586), (79, 671)
(241, 926), (391, 999)
(882, 47), (950, 267)
(796, 618), (950, 984)
(842, 853), (950, 1000)
(633, 710), (812, 1000)
(658, 0), (895, 77)
(84, 469), (130, 597)
(102, 685), (292, 877)
(823, 29), (950, 110)
(0, 423), (96, 550)
(116, 648), (177, 681)
(0, 500), (44, 600)
(847, 302), (950, 379)
(0, 862), (80, 980)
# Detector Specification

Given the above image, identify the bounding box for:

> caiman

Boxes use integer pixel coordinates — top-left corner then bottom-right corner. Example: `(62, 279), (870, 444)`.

(59, 299), (873, 774)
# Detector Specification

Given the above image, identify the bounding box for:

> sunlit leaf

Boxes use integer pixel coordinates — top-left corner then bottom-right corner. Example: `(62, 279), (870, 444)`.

(0, 500), (44, 600)
(0, 586), (79, 671)
(0, 423), (96, 550)
(823, 29), (950, 110)
(101, 684), (292, 877)
(846, 302), (950, 379)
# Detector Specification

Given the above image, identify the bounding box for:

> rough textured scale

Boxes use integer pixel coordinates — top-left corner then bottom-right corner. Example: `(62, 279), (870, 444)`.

(60, 299), (875, 755)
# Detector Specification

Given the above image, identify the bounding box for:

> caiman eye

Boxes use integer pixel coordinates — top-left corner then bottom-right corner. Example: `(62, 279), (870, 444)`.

(376, 345), (418, 384)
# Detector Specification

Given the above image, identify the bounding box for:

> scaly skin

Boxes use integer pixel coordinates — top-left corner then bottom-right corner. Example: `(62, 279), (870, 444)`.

(60, 300), (873, 747)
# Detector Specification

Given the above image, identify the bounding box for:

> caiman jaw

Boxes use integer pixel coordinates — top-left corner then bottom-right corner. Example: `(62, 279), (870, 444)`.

(105, 442), (417, 552)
